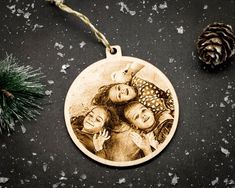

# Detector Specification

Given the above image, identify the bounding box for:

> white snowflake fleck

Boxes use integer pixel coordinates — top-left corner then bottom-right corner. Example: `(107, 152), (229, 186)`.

(147, 17), (153, 23)
(203, 5), (208, 10)
(60, 64), (70, 74)
(118, 2), (136, 16)
(59, 177), (68, 180)
(43, 162), (48, 172)
(32, 24), (44, 31)
(222, 138), (229, 144)
(185, 150), (189, 155)
(224, 96), (231, 104)
(54, 42), (64, 50)
(27, 161), (32, 166)
(211, 177), (219, 186)
(221, 147), (230, 157)
(152, 4), (158, 13)
(171, 174), (179, 185)
(105, 5), (109, 10)
(159, 1), (168, 9)
(47, 80), (54, 85)
(79, 41), (86, 48)
(68, 58), (74, 61)
(0, 177), (9, 184)
(32, 175), (37, 179)
(73, 168), (78, 175)
(57, 52), (65, 58)
(32, 152), (37, 156)
(176, 26), (184, 34)
(169, 57), (175, 64)
(168, 172), (173, 176)
(60, 171), (66, 177)
(117, 178), (126, 184)
(220, 102), (225, 107)
(7, 5), (16, 14)
(45, 90), (53, 96)
(21, 125), (26, 134)
(30, 138), (35, 142)
(80, 174), (87, 180)
(1, 144), (7, 149)
(52, 182), (61, 188)
(224, 178), (235, 185)
(50, 155), (54, 161)
(24, 12), (31, 19)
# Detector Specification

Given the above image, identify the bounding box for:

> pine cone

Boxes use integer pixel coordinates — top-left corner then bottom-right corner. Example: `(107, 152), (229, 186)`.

(197, 23), (235, 66)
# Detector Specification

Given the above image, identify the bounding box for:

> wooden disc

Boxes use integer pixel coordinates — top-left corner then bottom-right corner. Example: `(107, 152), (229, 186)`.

(64, 46), (179, 167)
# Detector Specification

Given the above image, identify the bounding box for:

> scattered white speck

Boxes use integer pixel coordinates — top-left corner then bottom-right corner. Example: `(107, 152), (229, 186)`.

(21, 125), (26, 134)
(52, 182), (61, 188)
(54, 42), (64, 50)
(117, 178), (126, 184)
(221, 147), (230, 157)
(168, 173), (173, 176)
(32, 152), (37, 156)
(45, 90), (53, 96)
(57, 52), (65, 58)
(224, 178), (235, 185)
(1, 144), (7, 149)
(24, 12), (31, 19)
(7, 5), (16, 14)
(59, 177), (68, 181)
(47, 80), (54, 85)
(68, 58), (74, 61)
(152, 4), (158, 13)
(30, 138), (35, 142)
(118, 2), (136, 16)
(0, 177), (9, 184)
(147, 17), (153, 23)
(32, 175), (37, 179)
(60, 63), (70, 74)
(169, 57), (175, 64)
(79, 41), (86, 48)
(80, 174), (87, 180)
(43, 162), (48, 172)
(32, 24), (44, 31)
(211, 177), (219, 186)
(171, 174), (179, 185)
(203, 5), (208, 10)
(232, 103), (235, 109)
(224, 96), (231, 104)
(105, 5), (109, 10)
(201, 139), (205, 142)
(176, 26), (184, 34)
(185, 150), (189, 155)
(220, 102), (225, 107)
(27, 161), (33, 166)
(73, 168), (78, 175)
(60, 171), (66, 177)
(222, 138), (229, 144)
(159, 1), (167, 9)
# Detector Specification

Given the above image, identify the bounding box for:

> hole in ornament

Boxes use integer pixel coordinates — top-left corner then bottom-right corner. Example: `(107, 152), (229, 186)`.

(110, 47), (117, 55)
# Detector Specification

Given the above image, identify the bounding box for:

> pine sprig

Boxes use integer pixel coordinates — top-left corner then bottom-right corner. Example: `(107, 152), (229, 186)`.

(0, 55), (45, 134)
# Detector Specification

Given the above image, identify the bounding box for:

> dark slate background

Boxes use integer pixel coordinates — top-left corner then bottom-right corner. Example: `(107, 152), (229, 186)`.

(0, 0), (235, 187)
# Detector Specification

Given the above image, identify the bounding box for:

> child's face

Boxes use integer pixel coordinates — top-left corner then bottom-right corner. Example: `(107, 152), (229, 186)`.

(83, 107), (108, 134)
(108, 84), (137, 103)
(125, 103), (156, 130)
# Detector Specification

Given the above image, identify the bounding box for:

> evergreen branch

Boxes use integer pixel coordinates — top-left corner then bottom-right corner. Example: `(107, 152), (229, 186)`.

(0, 55), (45, 134)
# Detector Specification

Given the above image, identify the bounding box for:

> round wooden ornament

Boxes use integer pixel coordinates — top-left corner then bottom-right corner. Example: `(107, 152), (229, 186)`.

(64, 46), (179, 167)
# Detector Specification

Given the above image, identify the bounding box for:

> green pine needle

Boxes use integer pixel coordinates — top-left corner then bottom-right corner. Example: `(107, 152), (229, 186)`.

(0, 55), (45, 134)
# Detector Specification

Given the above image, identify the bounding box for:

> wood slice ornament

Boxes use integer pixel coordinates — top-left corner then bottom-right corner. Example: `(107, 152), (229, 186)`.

(64, 46), (179, 167)
(49, 0), (179, 167)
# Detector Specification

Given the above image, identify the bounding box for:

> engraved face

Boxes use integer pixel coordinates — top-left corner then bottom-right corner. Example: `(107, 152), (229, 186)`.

(108, 84), (137, 103)
(125, 102), (156, 130)
(83, 107), (108, 134)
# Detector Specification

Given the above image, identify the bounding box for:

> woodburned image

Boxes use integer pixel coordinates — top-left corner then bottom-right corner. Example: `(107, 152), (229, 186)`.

(65, 56), (179, 166)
